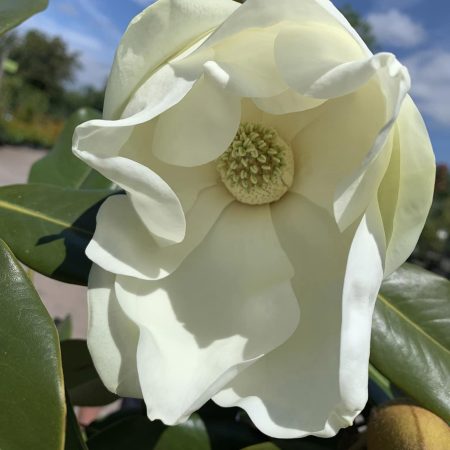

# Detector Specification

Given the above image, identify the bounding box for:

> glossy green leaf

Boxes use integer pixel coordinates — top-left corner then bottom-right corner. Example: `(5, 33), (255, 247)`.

(0, 183), (112, 285)
(64, 392), (89, 450)
(61, 340), (118, 406)
(371, 263), (450, 421)
(0, 0), (48, 35)
(57, 315), (73, 341)
(272, 437), (338, 450)
(242, 444), (280, 450)
(0, 239), (65, 450)
(154, 414), (211, 450)
(87, 415), (165, 450)
(198, 403), (263, 450)
(368, 363), (396, 402)
(29, 108), (114, 190)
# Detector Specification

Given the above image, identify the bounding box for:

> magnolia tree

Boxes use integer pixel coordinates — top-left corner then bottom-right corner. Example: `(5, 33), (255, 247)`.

(0, 1), (449, 450)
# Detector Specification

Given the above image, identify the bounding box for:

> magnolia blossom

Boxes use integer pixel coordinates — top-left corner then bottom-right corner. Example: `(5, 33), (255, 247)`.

(73, 0), (435, 439)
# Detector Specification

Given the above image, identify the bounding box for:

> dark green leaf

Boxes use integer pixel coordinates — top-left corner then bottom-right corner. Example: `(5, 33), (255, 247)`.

(368, 363), (396, 403)
(65, 392), (89, 450)
(198, 403), (264, 450)
(0, 239), (65, 450)
(371, 263), (450, 421)
(241, 444), (280, 450)
(0, 183), (112, 285)
(154, 414), (210, 450)
(57, 315), (73, 341)
(29, 108), (114, 190)
(273, 437), (339, 450)
(87, 415), (165, 450)
(0, 0), (48, 35)
(61, 340), (118, 406)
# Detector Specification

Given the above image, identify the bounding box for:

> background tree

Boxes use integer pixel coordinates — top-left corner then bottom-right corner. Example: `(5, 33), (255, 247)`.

(9, 30), (80, 100)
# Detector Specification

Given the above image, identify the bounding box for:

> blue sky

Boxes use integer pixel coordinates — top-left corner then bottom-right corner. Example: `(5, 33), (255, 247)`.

(19, 0), (449, 163)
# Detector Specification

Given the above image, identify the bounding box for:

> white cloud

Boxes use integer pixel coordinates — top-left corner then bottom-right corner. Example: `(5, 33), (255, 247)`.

(57, 2), (79, 17)
(76, 0), (122, 41)
(403, 49), (450, 126)
(20, 15), (103, 52)
(367, 9), (426, 48)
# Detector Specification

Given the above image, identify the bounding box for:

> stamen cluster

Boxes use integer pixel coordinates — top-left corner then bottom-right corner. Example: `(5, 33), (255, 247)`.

(217, 122), (294, 205)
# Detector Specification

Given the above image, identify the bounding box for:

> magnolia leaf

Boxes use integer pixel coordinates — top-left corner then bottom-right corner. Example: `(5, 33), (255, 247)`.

(0, 0), (48, 35)
(154, 414), (211, 450)
(0, 239), (65, 450)
(87, 415), (165, 450)
(56, 315), (73, 341)
(371, 263), (450, 421)
(368, 363), (396, 405)
(65, 392), (89, 450)
(241, 444), (280, 450)
(29, 108), (114, 190)
(61, 340), (118, 406)
(0, 184), (112, 285)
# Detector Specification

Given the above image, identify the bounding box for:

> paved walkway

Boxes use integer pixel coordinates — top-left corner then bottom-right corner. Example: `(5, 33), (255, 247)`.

(0, 146), (87, 338)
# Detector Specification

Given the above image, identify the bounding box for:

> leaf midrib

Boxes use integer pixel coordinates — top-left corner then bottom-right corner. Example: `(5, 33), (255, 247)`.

(377, 293), (450, 356)
(0, 199), (93, 237)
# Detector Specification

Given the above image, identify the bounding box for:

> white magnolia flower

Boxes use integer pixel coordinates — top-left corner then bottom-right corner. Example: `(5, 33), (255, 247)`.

(73, 0), (435, 439)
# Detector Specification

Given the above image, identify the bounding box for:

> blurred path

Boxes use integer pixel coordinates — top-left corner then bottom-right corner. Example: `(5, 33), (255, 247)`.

(0, 146), (88, 338)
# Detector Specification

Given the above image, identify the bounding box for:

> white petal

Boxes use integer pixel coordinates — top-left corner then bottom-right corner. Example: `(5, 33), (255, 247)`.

(87, 265), (141, 398)
(119, 121), (218, 212)
(253, 89), (325, 115)
(205, 28), (287, 98)
(87, 186), (233, 280)
(291, 79), (389, 211)
(291, 54), (410, 230)
(152, 74), (241, 166)
(274, 23), (366, 98)
(333, 54), (411, 230)
(103, 0), (239, 119)
(378, 96), (435, 276)
(214, 194), (386, 438)
(114, 203), (299, 425)
(203, 0), (369, 56)
(241, 98), (324, 144)
(73, 65), (200, 243)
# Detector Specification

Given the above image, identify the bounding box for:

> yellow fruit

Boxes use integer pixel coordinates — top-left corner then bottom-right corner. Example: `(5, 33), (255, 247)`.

(367, 404), (450, 450)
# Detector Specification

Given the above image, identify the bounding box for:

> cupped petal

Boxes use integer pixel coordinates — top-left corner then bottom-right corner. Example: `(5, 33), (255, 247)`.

(114, 202), (300, 425)
(202, 0), (369, 56)
(73, 64), (197, 243)
(87, 265), (141, 398)
(213, 194), (386, 438)
(378, 96), (435, 276)
(274, 23), (366, 98)
(172, 0), (368, 100)
(333, 54), (410, 230)
(87, 186), (233, 280)
(104, 0), (239, 119)
(291, 53), (410, 230)
(203, 28), (287, 98)
(241, 98), (324, 144)
(119, 120), (218, 212)
(291, 79), (389, 211)
(152, 74), (241, 166)
(253, 89), (325, 116)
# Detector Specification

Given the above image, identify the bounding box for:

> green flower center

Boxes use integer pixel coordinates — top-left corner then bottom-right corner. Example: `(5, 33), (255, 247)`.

(216, 122), (294, 205)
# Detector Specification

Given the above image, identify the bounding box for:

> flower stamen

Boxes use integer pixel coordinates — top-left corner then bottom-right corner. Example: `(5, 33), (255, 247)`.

(216, 122), (294, 205)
